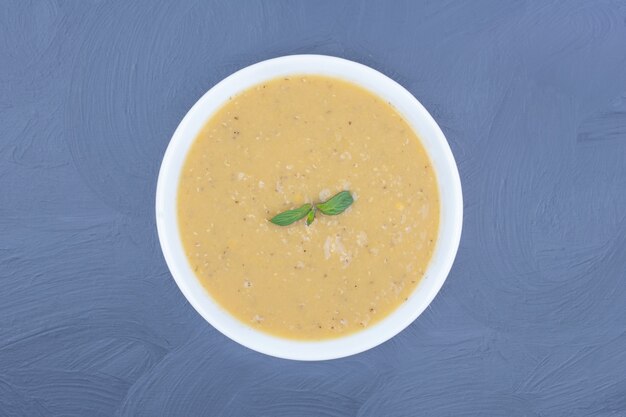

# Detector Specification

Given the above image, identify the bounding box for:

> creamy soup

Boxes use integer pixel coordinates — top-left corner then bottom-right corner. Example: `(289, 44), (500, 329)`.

(178, 75), (439, 340)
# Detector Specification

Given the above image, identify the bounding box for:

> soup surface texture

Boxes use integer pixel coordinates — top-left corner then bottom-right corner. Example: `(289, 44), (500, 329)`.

(178, 75), (439, 340)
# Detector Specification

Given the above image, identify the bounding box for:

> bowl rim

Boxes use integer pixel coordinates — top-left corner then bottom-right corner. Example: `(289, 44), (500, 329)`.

(156, 54), (463, 361)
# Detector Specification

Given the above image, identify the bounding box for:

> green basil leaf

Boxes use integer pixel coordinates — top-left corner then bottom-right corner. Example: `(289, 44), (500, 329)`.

(316, 191), (354, 216)
(269, 203), (312, 226)
(306, 208), (316, 225)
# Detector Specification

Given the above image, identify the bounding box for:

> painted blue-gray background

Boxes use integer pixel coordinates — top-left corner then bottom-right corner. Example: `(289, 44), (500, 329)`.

(2, 0), (625, 416)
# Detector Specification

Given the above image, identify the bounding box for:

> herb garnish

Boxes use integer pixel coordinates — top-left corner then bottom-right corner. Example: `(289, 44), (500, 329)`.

(305, 208), (316, 226)
(268, 203), (312, 226)
(269, 191), (354, 227)
(316, 191), (354, 215)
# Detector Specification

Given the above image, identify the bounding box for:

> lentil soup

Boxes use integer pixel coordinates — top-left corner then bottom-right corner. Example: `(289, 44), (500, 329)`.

(178, 75), (439, 340)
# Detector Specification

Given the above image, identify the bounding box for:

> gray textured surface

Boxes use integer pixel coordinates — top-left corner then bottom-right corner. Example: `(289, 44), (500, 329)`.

(2, 1), (626, 416)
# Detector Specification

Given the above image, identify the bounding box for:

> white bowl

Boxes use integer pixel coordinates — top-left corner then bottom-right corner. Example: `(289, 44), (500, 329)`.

(156, 55), (463, 361)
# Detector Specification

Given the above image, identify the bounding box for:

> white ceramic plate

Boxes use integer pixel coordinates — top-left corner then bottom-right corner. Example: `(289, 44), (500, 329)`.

(156, 55), (463, 360)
